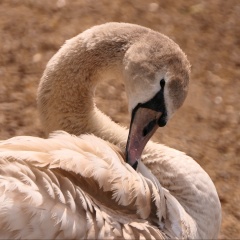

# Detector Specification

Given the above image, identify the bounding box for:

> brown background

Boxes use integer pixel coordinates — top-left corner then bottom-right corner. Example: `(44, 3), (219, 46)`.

(0, 0), (239, 238)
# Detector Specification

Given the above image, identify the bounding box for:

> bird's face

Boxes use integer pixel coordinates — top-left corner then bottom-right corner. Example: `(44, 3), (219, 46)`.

(123, 41), (190, 169)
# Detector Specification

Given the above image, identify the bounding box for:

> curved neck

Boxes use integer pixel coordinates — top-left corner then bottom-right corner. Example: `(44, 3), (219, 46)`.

(38, 33), (131, 150)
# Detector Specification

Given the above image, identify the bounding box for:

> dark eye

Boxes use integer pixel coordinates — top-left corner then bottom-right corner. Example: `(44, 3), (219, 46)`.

(160, 79), (165, 88)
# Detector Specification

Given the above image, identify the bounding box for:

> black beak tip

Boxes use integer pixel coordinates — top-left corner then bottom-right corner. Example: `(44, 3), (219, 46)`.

(132, 161), (138, 170)
(125, 149), (138, 170)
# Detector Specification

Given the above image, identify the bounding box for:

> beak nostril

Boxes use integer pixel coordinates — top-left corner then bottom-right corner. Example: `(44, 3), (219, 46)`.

(142, 128), (148, 137)
(142, 119), (157, 137)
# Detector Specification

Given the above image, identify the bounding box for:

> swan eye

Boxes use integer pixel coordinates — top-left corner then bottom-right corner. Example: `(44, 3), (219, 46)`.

(160, 79), (165, 89)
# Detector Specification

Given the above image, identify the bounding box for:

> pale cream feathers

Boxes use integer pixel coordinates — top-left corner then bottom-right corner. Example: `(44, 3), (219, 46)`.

(0, 131), (212, 239)
(0, 22), (221, 239)
(0, 131), (179, 239)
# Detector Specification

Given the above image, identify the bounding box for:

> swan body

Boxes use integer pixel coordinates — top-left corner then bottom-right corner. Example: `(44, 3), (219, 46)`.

(0, 131), (190, 239)
(0, 22), (221, 239)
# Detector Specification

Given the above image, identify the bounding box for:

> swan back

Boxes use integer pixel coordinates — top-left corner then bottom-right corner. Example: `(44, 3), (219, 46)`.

(0, 132), (163, 239)
(0, 131), (209, 239)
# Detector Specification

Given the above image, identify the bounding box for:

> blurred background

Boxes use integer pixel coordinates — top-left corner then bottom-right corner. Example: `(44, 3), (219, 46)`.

(0, 0), (239, 238)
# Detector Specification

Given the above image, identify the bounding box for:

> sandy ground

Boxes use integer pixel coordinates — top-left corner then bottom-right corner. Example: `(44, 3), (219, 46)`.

(0, 0), (239, 238)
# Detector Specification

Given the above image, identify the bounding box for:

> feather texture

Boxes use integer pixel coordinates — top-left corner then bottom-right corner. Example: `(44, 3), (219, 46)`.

(0, 131), (202, 239)
(0, 131), (167, 239)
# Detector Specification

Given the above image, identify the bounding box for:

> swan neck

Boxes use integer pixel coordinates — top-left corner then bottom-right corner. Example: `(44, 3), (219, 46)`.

(38, 33), (130, 148)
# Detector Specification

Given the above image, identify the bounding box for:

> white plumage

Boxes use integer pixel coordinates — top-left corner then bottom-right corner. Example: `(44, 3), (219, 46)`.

(0, 132), (176, 239)
(0, 22), (221, 239)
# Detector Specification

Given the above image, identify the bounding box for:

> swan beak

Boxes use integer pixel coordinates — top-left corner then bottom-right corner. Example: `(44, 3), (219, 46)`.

(126, 107), (164, 169)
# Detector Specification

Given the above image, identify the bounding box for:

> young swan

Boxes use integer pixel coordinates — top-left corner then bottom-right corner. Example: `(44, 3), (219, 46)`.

(37, 23), (221, 238)
(0, 23), (221, 239)
(38, 22), (189, 170)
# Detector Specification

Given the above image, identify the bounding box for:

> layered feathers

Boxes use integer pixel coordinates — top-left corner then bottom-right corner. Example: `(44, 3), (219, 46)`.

(0, 131), (196, 239)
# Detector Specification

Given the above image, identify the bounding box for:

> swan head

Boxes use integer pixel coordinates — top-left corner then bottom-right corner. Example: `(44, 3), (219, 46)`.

(123, 35), (190, 169)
